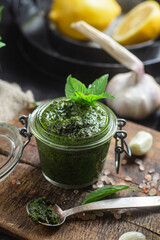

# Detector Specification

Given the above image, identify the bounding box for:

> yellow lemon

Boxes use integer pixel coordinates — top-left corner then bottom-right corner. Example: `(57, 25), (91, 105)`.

(49, 0), (121, 40)
(112, 0), (160, 45)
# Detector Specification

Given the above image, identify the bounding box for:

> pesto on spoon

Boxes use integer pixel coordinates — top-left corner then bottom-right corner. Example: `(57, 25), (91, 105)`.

(26, 195), (160, 227)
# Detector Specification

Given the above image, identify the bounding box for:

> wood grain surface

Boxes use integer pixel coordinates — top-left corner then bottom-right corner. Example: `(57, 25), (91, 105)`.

(0, 106), (160, 240)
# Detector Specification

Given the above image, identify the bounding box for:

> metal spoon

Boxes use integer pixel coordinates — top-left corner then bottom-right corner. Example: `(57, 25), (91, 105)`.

(27, 196), (160, 226)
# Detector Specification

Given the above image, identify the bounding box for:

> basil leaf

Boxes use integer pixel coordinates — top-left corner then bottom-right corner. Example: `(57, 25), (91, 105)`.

(69, 95), (82, 104)
(87, 74), (109, 94)
(70, 77), (87, 94)
(65, 74), (114, 106)
(65, 75), (87, 98)
(74, 91), (93, 106)
(84, 93), (114, 101)
(74, 91), (99, 107)
(75, 90), (86, 98)
(65, 75), (77, 98)
(75, 91), (114, 103)
(100, 92), (115, 99)
(0, 42), (5, 48)
(82, 185), (137, 204)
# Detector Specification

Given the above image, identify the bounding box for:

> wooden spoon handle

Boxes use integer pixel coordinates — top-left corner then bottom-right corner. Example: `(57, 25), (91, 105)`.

(71, 21), (144, 80)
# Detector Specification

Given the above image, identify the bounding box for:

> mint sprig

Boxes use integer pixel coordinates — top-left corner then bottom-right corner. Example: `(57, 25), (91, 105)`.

(65, 74), (114, 106)
(0, 6), (5, 48)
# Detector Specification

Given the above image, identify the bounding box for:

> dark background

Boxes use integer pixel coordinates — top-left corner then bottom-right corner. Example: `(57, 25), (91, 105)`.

(0, 0), (160, 239)
(0, 0), (65, 101)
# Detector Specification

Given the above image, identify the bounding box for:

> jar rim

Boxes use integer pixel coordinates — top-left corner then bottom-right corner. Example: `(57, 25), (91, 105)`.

(30, 98), (117, 149)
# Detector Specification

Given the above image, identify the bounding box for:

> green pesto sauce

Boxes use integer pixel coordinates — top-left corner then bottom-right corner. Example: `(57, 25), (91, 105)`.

(36, 98), (111, 188)
(39, 99), (108, 138)
(28, 197), (61, 225)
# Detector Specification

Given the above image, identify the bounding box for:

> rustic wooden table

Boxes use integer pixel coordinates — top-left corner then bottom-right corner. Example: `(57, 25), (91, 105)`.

(0, 106), (160, 239)
(0, 1), (160, 239)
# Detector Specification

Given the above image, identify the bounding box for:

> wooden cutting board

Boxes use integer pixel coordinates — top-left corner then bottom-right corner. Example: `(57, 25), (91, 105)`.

(0, 106), (160, 240)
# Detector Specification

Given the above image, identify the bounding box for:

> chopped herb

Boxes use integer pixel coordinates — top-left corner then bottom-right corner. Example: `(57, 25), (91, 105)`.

(40, 98), (108, 138)
(28, 196), (61, 225)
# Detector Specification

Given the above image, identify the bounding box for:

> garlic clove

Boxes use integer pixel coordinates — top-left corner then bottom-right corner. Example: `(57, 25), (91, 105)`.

(106, 72), (160, 119)
(129, 131), (153, 156)
(119, 231), (146, 240)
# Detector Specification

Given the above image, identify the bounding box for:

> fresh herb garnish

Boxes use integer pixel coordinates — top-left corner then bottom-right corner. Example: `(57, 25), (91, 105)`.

(0, 6), (5, 48)
(82, 185), (138, 204)
(28, 196), (61, 224)
(65, 74), (114, 106)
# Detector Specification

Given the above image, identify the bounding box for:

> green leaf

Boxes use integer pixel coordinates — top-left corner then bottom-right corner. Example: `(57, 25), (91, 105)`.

(87, 74), (109, 94)
(65, 75), (87, 98)
(0, 41), (5, 48)
(69, 95), (82, 104)
(99, 92), (115, 99)
(65, 74), (114, 106)
(75, 91), (114, 103)
(65, 75), (76, 98)
(74, 92), (98, 107)
(0, 6), (5, 48)
(83, 92), (114, 101)
(0, 6), (4, 21)
(74, 91), (94, 106)
(70, 76), (87, 94)
(82, 185), (138, 204)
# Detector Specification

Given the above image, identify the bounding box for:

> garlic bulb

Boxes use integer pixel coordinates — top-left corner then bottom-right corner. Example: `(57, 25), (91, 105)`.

(106, 71), (160, 119)
(71, 21), (160, 119)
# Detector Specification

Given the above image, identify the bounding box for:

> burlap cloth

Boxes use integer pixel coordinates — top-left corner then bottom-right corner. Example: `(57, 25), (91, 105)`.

(0, 80), (35, 122)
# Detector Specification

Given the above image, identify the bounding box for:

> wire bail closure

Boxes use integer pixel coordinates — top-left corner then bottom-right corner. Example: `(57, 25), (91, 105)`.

(19, 114), (32, 148)
(114, 119), (131, 174)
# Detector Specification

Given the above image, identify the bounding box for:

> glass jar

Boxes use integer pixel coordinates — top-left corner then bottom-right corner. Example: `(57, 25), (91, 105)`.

(29, 99), (117, 189)
(0, 98), (131, 188)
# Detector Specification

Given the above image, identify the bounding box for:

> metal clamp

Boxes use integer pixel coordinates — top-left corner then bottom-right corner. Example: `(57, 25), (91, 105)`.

(114, 119), (131, 174)
(19, 114), (32, 148)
